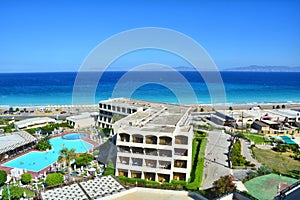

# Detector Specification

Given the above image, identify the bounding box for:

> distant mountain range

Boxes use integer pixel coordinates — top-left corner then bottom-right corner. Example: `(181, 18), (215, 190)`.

(224, 65), (300, 72)
(174, 65), (300, 72)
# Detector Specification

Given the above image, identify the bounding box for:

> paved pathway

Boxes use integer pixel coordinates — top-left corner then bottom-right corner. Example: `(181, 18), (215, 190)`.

(240, 139), (261, 168)
(201, 130), (231, 189)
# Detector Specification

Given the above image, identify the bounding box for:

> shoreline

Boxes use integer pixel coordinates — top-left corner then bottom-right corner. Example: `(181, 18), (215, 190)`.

(1, 101), (300, 114)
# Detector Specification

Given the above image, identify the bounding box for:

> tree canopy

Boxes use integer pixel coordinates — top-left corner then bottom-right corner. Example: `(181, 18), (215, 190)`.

(58, 148), (76, 167)
(212, 175), (236, 197)
(21, 173), (32, 184)
(75, 153), (93, 166)
(45, 173), (64, 186)
(0, 170), (7, 186)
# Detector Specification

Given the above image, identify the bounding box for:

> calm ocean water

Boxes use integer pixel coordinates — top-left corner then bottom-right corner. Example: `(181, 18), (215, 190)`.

(0, 71), (299, 106)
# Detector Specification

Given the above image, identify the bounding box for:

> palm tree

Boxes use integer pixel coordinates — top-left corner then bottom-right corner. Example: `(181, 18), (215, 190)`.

(58, 148), (76, 173)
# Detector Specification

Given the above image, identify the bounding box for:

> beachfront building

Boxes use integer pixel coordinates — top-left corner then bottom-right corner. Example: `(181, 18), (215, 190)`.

(66, 112), (98, 129)
(14, 117), (56, 130)
(98, 99), (143, 129)
(103, 98), (193, 182)
(0, 131), (37, 162)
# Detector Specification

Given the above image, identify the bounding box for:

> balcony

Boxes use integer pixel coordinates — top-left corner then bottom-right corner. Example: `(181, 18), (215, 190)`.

(145, 136), (157, 144)
(132, 134), (143, 143)
(159, 149), (172, 158)
(159, 136), (172, 146)
(174, 148), (188, 156)
(118, 169), (128, 177)
(118, 146), (130, 153)
(145, 148), (158, 156)
(144, 172), (155, 181)
(145, 159), (157, 168)
(118, 156), (129, 165)
(131, 147), (144, 155)
(158, 161), (171, 170)
(174, 160), (187, 168)
(119, 133), (130, 142)
(175, 135), (188, 145)
(157, 174), (170, 182)
(173, 172), (186, 181)
(131, 171), (142, 179)
(131, 158), (143, 166)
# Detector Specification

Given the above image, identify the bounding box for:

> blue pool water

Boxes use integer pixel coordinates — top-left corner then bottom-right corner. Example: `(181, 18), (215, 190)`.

(2, 135), (93, 172)
(62, 133), (85, 140)
(280, 136), (297, 145)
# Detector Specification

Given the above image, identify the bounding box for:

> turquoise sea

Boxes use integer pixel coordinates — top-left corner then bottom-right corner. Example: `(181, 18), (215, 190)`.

(0, 71), (299, 106)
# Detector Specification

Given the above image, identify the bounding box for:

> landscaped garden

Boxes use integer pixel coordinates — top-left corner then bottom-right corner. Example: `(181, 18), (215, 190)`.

(236, 132), (271, 145)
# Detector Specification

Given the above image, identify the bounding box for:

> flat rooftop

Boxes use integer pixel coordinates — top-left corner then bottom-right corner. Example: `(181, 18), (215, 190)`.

(66, 112), (95, 121)
(108, 98), (190, 133)
(14, 117), (55, 128)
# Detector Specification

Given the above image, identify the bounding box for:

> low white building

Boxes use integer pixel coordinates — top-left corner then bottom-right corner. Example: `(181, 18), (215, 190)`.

(14, 117), (56, 130)
(66, 112), (97, 129)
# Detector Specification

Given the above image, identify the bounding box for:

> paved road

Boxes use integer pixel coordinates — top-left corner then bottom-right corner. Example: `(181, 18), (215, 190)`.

(201, 130), (231, 189)
(240, 139), (261, 168)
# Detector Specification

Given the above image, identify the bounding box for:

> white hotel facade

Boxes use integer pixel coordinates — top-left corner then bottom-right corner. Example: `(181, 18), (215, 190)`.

(98, 98), (193, 182)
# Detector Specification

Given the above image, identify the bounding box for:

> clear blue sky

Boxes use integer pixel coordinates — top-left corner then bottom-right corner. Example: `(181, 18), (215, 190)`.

(0, 0), (299, 72)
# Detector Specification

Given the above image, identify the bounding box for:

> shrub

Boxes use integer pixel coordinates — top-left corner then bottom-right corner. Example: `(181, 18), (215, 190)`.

(103, 167), (114, 176)
(93, 149), (99, 156)
(45, 173), (63, 186)
(101, 128), (112, 137)
(0, 170), (7, 186)
(21, 173), (32, 184)
(257, 164), (272, 175)
(1, 186), (30, 200)
(75, 153), (93, 166)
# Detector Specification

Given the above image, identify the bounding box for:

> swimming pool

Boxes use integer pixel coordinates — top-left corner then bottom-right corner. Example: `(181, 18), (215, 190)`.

(2, 134), (93, 172)
(280, 136), (297, 145)
(62, 133), (85, 140)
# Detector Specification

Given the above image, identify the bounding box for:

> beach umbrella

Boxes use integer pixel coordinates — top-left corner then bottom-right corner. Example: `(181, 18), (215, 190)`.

(5, 175), (12, 183)
(88, 167), (96, 172)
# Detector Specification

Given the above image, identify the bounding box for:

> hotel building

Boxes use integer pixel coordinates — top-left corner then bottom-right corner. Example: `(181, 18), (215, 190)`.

(98, 98), (193, 182)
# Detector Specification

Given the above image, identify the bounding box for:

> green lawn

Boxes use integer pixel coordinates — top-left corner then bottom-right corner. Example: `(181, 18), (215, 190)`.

(253, 148), (300, 177)
(238, 132), (271, 145)
(245, 174), (298, 200)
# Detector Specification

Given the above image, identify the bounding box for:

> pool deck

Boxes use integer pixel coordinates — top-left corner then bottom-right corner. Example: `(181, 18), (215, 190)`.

(0, 132), (99, 177)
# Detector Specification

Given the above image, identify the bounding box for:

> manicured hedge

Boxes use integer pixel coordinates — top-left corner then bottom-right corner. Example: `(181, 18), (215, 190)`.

(231, 139), (250, 166)
(186, 137), (207, 191)
(45, 173), (64, 186)
(118, 176), (186, 190)
(21, 173), (32, 184)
